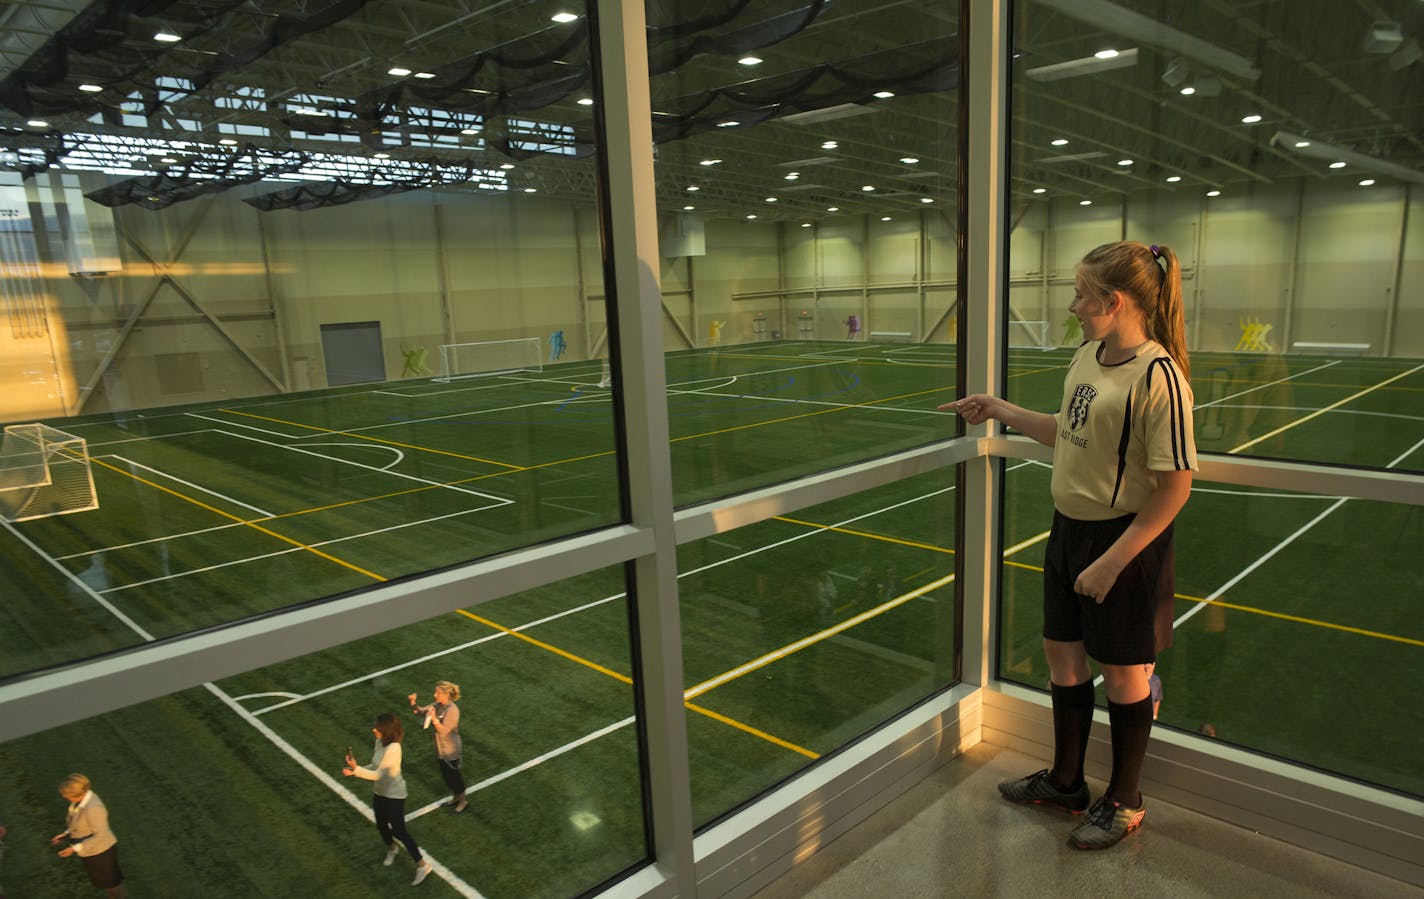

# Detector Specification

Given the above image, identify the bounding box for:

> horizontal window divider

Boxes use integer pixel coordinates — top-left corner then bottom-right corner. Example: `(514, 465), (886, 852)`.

(985, 435), (1423, 505)
(673, 437), (981, 545)
(0, 524), (653, 742)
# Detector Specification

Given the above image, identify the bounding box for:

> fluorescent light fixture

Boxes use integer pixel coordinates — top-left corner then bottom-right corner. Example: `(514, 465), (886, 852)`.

(1166, 175), (1181, 182)
(154, 31), (181, 43)
(374, 152), (390, 159)
(219, 138), (237, 146)
(78, 84), (102, 93)
(1206, 190), (1221, 196)
(746, 214), (757, 219)
(683, 205), (695, 210)
(1118, 159), (1133, 166)
(1079, 199), (1092, 205)
(700, 159), (722, 166)
(1032, 187), (1047, 193)
(717, 120), (739, 128)
(461, 128), (480, 135)
(524, 188), (537, 193)
(1051, 138), (1069, 146)
(1095, 48), (1119, 59)
(861, 185), (875, 191)
(1294, 140), (1310, 148)
(1180, 86), (1196, 95)
(500, 163), (515, 170)
(765, 197), (778, 202)
(576, 98), (594, 106)
(1329, 161), (1347, 168)
(801, 223), (812, 227)
(413, 72), (436, 79)
(388, 67), (412, 76)
(551, 12), (579, 23)
(784, 173), (798, 179)
(821, 141), (838, 149)
(26, 119), (48, 128)
(827, 206), (839, 211)
(686, 185), (700, 191)
(900, 156), (920, 164)
(1033, 0), (1259, 79)
(1241, 114), (1262, 124)
(1359, 179), (1376, 186)
(1026, 46), (1139, 81)
(739, 56), (763, 65)
(921, 197), (934, 203)
(873, 91), (895, 99)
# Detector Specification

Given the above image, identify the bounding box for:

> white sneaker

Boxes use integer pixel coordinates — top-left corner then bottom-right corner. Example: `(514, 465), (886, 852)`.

(412, 860), (433, 886)
(383, 846), (400, 866)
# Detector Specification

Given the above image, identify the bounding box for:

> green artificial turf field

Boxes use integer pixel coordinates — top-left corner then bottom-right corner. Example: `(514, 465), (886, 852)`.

(0, 341), (1419, 897)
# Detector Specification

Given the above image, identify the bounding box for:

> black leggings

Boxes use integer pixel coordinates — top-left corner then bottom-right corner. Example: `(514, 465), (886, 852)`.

(373, 795), (421, 861)
(439, 757), (466, 797)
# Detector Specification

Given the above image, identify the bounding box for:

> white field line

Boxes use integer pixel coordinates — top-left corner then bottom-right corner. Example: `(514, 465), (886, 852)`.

(298, 441), (404, 469)
(1194, 360), (1340, 410)
(99, 503), (509, 594)
(59, 519), (246, 560)
(216, 430), (512, 503)
(104, 454), (275, 518)
(230, 691), (301, 701)
(1227, 362), (1424, 454)
(1204, 404), (1424, 423)
(406, 716), (637, 822)
(682, 388), (954, 416)
(187, 411), (308, 440)
(5, 521), (485, 897)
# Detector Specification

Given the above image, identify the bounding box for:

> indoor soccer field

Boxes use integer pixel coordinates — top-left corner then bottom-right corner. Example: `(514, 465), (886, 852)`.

(1, 340), (1420, 898)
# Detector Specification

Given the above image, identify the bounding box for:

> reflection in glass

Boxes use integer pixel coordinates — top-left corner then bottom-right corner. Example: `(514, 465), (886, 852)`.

(647, 0), (962, 504)
(0, 2), (624, 678)
(1000, 466), (1424, 798)
(1008, 0), (1424, 472)
(0, 567), (649, 896)
(680, 470), (958, 825)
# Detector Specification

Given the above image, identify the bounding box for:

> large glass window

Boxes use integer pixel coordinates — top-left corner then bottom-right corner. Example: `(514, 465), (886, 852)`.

(0, 2), (623, 677)
(647, 0), (962, 504)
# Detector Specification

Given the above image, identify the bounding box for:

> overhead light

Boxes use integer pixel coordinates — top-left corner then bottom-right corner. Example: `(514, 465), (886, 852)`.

(683, 205), (695, 210)
(1294, 140), (1310, 148)
(739, 56), (763, 66)
(1359, 179), (1376, 186)
(1032, 187), (1047, 194)
(1179, 86), (1196, 96)
(153, 31), (181, 43)
(1165, 175), (1181, 182)
(827, 206), (839, 212)
(1268, 130), (1424, 182)
(551, 12), (579, 23)
(1051, 138), (1069, 146)
(1095, 48), (1120, 59)
(717, 120), (739, 128)
(921, 197), (934, 203)
(1206, 190), (1221, 197)
(801, 223), (812, 228)
(873, 90), (895, 99)
(78, 84), (102, 93)
(746, 214), (757, 220)
(1117, 159), (1133, 166)
(784, 172), (799, 180)
(374, 152), (390, 159)
(461, 127), (480, 135)
(388, 67), (412, 76)
(413, 72), (436, 79)
(765, 197), (778, 203)
(821, 141), (838, 149)
(1390, 38), (1422, 70)
(1329, 161), (1347, 169)
(500, 163), (515, 170)
(218, 138), (237, 146)
(861, 185), (875, 191)
(27, 119), (48, 128)
(524, 188), (537, 193)
(1241, 114), (1262, 124)
(700, 159), (722, 166)
(1045, 3), (1258, 79)
(1079, 199), (1092, 206)
(1027, 47), (1139, 81)
(900, 156), (919, 164)
(576, 98), (594, 106)
(686, 185), (699, 191)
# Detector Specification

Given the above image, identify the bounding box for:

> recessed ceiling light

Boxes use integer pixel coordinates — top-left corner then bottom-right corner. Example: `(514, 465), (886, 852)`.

(683, 205), (695, 210)
(873, 90), (895, 99)
(801, 223), (812, 228)
(461, 128), (479, 135)
(827, 206), (839, 212)
(765, 197), (778, 203)
(1079, 199), (1092, 206)
(524, 188), (537, 193)
(1359, 179), (1376, 186)
(717, 120), (739, 128)
(551, 12), (579, 23)
(218, 138), (237, 146)
(1032, 187), (1047, 194)
(26, 119), (48, 128)
(746, 214), (758, 219)
(739, 56), (763, 66)
(784, 173), (799, 180)
(374, 152), (390, 159)
(1051, 138), (1069, 146)
(821, 141), (838, 149)
(921, 197), (934, 204)
(500, 163), (515, 170)
(1117, 159), (1133, 166)
(861, 185), (875, 191)
(161, 157), (177, 164)
(1166, 175), (1182, 182)
(1294, 140), (1311, 148)
(880, 216), (892, 221)
(699, 159), (722, 166)
(576, 98), (594, 106)
(78, 84), (102, 93)
(388, 67), (412, 76)
(413, 72), (436, 79)
(153, 31), (181, 42)
(1241, 114), (1262, 124)
(1095, 49), (1120, 59)
(686, 185), (700, 191)
(1206, 189), (1221, 197)
(900, 156), (919, 164)
(1329, 161), (1346, 169)
(1180, 86), (1196, 95)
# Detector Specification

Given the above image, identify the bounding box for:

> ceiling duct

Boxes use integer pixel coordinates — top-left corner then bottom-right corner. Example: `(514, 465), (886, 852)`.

(1270, 130), (1424, 185)
(1026, 47), (1138, 81)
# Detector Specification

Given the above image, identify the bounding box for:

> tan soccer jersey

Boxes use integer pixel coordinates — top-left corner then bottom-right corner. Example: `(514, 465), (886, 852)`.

(1051, 340), (1198, 521)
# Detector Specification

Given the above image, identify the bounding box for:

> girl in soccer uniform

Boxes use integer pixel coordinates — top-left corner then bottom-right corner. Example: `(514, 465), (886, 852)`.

(941, 240), (1197, 849)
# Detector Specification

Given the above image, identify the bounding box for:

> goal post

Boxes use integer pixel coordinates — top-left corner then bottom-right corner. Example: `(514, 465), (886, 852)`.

(0, 423), (99, 522)
(1008, 319), (1054, 351)
(434, 337), (544, 382)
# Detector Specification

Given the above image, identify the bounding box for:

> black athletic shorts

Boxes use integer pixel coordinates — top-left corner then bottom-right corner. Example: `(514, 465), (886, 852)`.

(1042, 511), (1176, 665)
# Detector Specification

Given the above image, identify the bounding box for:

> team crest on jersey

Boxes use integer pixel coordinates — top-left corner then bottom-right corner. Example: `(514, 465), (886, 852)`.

(1067, 384), (1097, 431)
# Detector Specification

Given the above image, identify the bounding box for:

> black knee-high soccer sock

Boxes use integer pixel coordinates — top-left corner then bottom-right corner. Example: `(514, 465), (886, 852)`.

(1049, 681), (1096, 790)
(1106, 696), (1154, 807)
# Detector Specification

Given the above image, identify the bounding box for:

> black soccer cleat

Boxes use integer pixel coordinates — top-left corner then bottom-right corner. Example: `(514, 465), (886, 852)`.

(997, 769), (1091, 813)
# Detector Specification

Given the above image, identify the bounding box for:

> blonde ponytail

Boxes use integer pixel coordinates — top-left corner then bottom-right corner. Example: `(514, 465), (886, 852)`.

(1077, 240), (1190, 380)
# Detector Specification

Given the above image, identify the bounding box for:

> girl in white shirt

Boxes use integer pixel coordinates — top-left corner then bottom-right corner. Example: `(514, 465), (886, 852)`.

(344, 713), (434, 885)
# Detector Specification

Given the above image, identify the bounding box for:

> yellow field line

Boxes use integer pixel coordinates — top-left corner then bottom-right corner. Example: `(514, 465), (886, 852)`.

(1228, 362), (1424, 454)
(714, 352), (944, 368)
(1003, 559), (1421, 647)
(674, 384), (954, 442)
(458, 609), (819, 758)
(90, 456), (386, 582)
(774, 516), (954, 555)
(220, 408), (526, 470)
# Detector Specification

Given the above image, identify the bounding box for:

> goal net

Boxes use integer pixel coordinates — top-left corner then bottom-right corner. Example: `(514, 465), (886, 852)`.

(434, 338), (544, 382)
(0, 423), (99, 522)
(1008, 319), (1054, 351)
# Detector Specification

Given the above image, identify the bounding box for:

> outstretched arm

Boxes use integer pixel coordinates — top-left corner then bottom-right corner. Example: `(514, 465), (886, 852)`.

(940, 395), (1058, 447)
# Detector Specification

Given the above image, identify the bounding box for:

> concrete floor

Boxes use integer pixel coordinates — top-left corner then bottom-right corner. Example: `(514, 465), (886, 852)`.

(752, 742), (1418, 899)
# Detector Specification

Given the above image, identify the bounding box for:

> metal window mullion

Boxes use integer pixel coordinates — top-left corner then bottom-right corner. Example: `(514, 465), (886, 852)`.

(960, 0), (1012, 689)
(590, 0), (695, 893)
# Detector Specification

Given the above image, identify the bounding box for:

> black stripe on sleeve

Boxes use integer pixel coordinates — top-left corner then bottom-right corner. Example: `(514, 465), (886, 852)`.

(1149, 358), (1189, 468)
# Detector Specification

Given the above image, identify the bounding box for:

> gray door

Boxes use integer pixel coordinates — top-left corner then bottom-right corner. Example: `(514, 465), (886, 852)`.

(320, 321), (386, 385)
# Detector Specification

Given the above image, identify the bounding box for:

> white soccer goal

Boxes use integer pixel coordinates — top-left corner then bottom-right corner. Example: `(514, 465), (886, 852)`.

(434, 337), (544, 382)
(1008, 319), (1054, 351)
(0, 423), (99, 522)
(597, 357), (614, 389)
